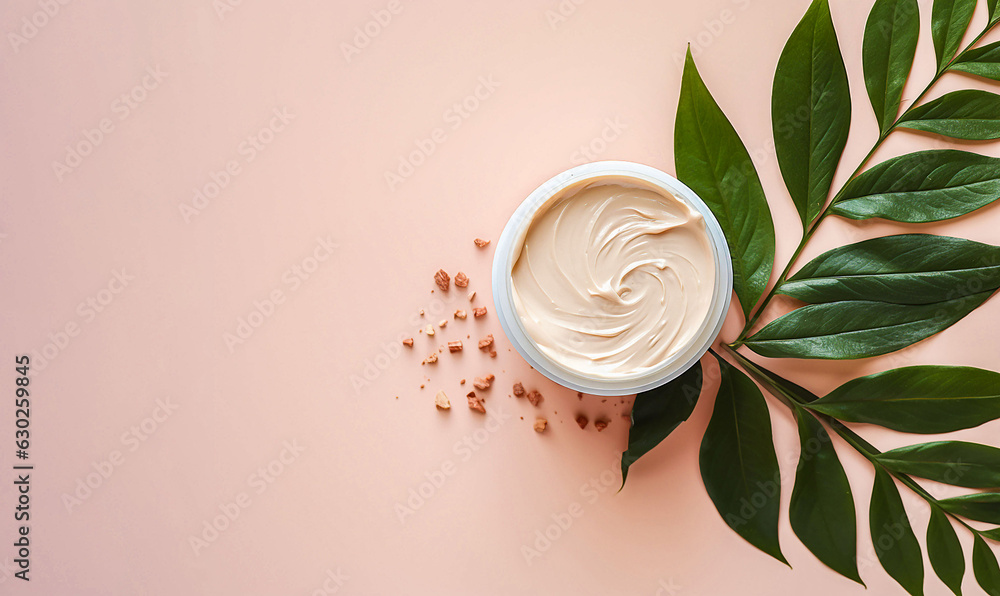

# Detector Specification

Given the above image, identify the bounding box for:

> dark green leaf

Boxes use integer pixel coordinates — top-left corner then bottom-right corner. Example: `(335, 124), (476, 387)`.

(940, 493), (1000, 524)
(927, 507), (965, 595)
(789, 408), (862, 584)
(931, 0), (976, 69)
(876, 441), (1000, 488)
(832, 150), (1000, 222)
(983, 528), (1000, 541)
(952, 40), (1000, 80)
(870, 467), (924, 596)
(863, 0), (920, 133)
(700, 354), (785, 564)
(807, 365), (1000, 433)
(780, 234), (1000, 304)
(898, 90), (1000, 140)
(991, 0), (1000, 24)
(974, 534), (1000, 595)
(675, 49), (775, 320)
(772, 0), (851, 227)
(620, 361), (703, 487)
(743, 292), (993, 359)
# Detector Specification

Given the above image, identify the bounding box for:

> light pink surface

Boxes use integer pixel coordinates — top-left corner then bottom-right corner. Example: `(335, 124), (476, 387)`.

(1, 0), (999, 594)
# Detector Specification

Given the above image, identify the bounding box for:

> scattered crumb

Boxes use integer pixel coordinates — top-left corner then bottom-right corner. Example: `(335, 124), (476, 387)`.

(454, 309), (467, 320)
(448, 341), (463, 353)
(478, 335), (494, 350)
(460, 379), (466, 385)
(489, 350), (497, 358)
(473, 376), (493, 390)
(420, 384), (425, 389)
(595, 419), (609, 432)
(474, 238), (490, 248)
(527, 390), (543, 407)
(601, 399), (607, 403)
(513, 383), (525, 397)
(533, 418), (548, 432)
(455, 272), (469, 287)
(438, 319), (448, 328)
(576, 416), (588, 429)
(434, 269), (450, 291)
(467, 392), (486, 413)
(468, 291), (476, 301)
(419, 309), (425, 316)
(402, 338), (414, 347)
(422, 353), (438, 365)
(424, 324), (435, 336)
(473, 307), (487, 318)
(435, 391), (451, 409)
(577, 392), (583, 399)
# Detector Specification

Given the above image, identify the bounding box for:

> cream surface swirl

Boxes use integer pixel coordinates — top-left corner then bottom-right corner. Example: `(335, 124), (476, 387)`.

(511, 178), (716, 379)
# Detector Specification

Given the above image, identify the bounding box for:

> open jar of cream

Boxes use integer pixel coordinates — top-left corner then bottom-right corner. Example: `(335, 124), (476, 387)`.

(492, 161), (732, 396)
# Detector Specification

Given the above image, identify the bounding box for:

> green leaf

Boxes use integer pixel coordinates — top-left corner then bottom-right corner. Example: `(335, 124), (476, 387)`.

(743, 292), (993, 359)
(897, 90), (1000, 140)
(991, 0), (1000, 24)
(789, 408), (862, 584)
(675, 49), (775, 320)
(974, 534), (1000, 595)
(863, 0), (920, 133)
(620, 361), (703, 487)
(876, 441), (1000, 488)
(931, 0), (976, 70)
(939, 493), (1000, 524)
(806, 365), (1000, 433)
(984, 528), (1000, 541)
(780, 234), (1000, 304)
(870, 467), (924, 596)
(831, 150), (1000, 222)
(952, 40), (1000, 80)
(699, 354), (785, 564)
(927, 507), (965, 595)
(771, 0), (851, 228)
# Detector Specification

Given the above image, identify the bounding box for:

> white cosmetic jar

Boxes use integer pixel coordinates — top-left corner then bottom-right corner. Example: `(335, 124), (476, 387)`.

(492, 161), (733, 396)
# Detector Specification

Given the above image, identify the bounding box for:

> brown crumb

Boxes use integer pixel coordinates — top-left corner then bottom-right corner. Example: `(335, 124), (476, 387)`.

(473, 376), (492, 390)
(533, 418), (548, 432)
(438, 319), (448, 328)
(435, 391), (451, 409)
(595, 419), (609, 432)
(455, 272), (469, 287)
(419, 309), (425, 317)
(468, 291), (476, 301)
(422, 353), (438, 365)
(478, 334), (494, 350)
(576, 416), (588, 429)
(448, 341), (463, 353)
(513, 383), (525, 397)
(473, 307), (487, 318)
(460, 379), (466, 385)
(486, 374), (495, 383)
(424, 324), (435, 336)
(527, 390), (543, 407)
(474, 238), (490, 248)
(434, 269), (450, 291)
(454, 309), (467, 320)
(467, 392), (486, 413)
(402, 338), (414, 347)
(489, 350), (497, 358)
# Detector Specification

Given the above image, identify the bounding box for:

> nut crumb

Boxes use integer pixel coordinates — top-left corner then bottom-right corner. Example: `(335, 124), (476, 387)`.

(533, 418), (548, 432)
(474, 238), (490, 248)
(455, 272), (469, 287)
(402, 338), (414, 347)
(489, 350), (497, 358)
(473, 307), (487, 318)
(478, 335), (494, 350)
(527, 390), (543, 407)
(448, 341), (463, 352)
(434, 269), (450, 291)
(460, 379), (466, 385)
(420, 384), (425, 389)
(422, 353), (438, 365)
(424, 324), (435, 336)
(438, 319), (448, 328)
(513, 383), (525, 397)
(595, 419), (609, 432)
(454, 309), (467, 320)
(419, 309), (425, 316)
(473, 376), (492, 390)
(435, 391), (450, 409)
(576, 416), (588, 429)
(468, 291), (476, 301)
(467, 392), (486, 413)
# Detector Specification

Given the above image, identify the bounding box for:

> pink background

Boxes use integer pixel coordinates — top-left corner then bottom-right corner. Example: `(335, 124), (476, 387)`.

(2, 0), (999, 594)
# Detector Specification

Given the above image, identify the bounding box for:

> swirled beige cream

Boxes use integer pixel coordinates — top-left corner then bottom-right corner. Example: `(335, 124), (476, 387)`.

(511, 177), (715, 379)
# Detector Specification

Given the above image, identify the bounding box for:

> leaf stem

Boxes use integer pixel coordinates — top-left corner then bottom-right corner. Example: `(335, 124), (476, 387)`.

(732, 20), (998, 343)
